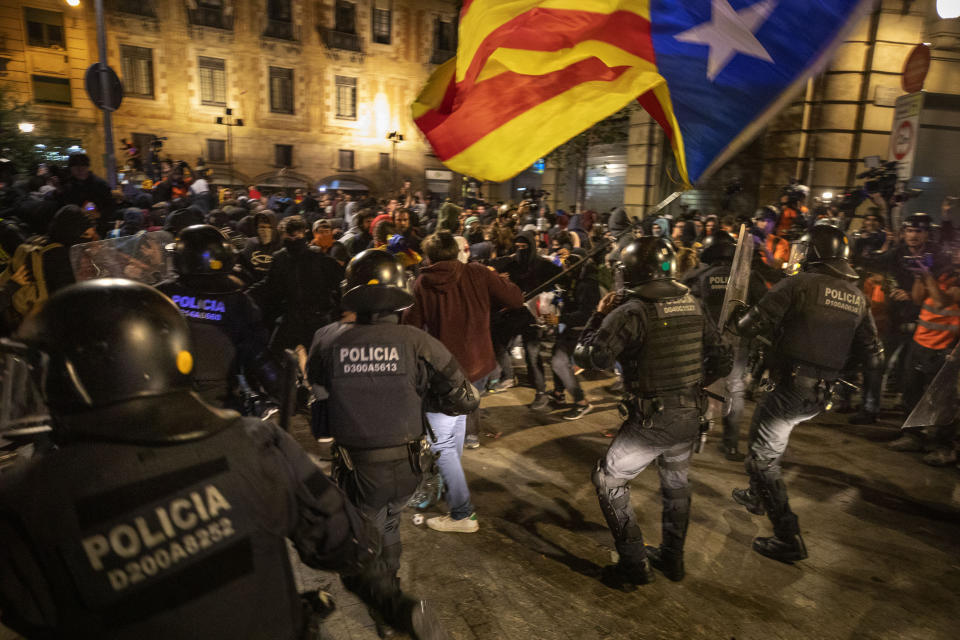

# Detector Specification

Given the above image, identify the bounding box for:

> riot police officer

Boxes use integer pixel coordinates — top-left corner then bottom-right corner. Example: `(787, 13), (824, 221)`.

(0, 279), (377, 639)
(156, 224), (281, 411)
(732, 225), (882, 563)
(307, 250), (478, 639)
(683, 230), (768, 460)
(575, 237), (729, 588)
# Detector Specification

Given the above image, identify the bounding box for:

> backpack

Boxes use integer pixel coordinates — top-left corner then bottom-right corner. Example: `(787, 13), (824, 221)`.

(0, 236), (63, 319)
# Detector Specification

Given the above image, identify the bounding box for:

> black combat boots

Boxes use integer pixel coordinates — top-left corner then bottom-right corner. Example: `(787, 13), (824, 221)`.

(753, 533), (808, 563)
(600, 556), (656, 591)
(644, 545), (685, 581)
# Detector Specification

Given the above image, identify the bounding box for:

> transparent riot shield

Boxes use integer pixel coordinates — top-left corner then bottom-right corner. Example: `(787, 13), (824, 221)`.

(70, 230), (172, 285)
(902, 342), (960, 430)
(717, 224), (752, 333)
(0, 339), (51, 466)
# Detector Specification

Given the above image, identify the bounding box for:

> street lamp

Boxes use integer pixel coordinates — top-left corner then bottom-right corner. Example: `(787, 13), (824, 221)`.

(215, 108), (244, 187)
(937, 0), (960, 19)
(387, 131), (404, 190)
(18, 122), (34, 133)
(65, 0), (80, 6)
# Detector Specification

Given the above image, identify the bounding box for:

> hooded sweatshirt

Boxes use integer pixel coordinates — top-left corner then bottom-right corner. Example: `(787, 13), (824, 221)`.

(403, 260), (523, 381)
(239, 211), (282, 283)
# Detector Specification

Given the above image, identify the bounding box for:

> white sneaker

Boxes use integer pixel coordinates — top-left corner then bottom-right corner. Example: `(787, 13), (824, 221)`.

(426, 513), (479, 533)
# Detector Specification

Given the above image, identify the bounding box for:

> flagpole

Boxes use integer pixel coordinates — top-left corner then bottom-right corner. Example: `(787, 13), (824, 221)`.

(522, 191), (681, 302)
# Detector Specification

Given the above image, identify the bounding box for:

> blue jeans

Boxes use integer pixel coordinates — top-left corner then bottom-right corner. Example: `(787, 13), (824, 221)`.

(425, 412), (474, 519)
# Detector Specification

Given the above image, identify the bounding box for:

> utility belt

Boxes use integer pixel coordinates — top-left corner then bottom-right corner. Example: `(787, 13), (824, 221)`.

(618, 385), (705, 424)
(332, 438), (431, 478)
(775, 361), (856, 409)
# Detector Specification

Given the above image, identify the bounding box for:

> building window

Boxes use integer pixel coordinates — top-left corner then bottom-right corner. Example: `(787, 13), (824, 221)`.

(207, 139), (226, 163)
(24, 8), (65, 49)
(379, 152), (390, 171)
(188, 0), (233, 30)
(335, 1), (357, 33)
(335, 76), (356, 120)
(199, 57), (226, 106)
(32, 75), (71, 105)
(372, 3), (391, 44)
(432, 17), (456, 64)
(115, 0), (157, 18)
(269, 67), (294, 114)
(275, 144), (293, 168)
(120, 45), (154, 99)
(263, 0), (295, 39)
(339, 149), (355, 171)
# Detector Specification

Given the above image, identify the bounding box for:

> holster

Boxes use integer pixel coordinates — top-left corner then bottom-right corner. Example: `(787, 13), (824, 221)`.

(408, 437), (432, 475)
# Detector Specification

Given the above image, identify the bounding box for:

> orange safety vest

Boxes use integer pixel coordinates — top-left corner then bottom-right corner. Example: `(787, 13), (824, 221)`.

(914, 274), (960, 351)
(764, 234), (789, 267)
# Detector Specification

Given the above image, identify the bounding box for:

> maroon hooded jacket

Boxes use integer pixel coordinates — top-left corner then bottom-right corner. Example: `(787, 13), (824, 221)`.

(403, 260), (523, 382)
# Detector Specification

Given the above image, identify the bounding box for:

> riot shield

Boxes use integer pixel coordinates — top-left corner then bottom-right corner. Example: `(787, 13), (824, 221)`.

(0, 339), (51, 464)
(901, 342), (960, 430)
(717, 224), (752, 333)
(70, 230), (172, 285)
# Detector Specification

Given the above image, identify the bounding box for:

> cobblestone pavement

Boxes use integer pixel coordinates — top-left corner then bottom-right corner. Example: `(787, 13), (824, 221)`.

(3, 370), (957, 640)
(289, 370), (960, 640)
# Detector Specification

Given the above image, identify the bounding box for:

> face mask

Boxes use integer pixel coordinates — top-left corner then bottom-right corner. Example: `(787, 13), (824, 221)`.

(258, 227), (273, 245)
(515, 245), (531, 261)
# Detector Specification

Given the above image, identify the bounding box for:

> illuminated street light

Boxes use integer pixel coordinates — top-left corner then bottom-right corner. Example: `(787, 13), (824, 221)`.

(938, 0), (960, 19)
(66, 0), (81, 6)
(18, 122), (34, 133)
(822, 191), (833, 202)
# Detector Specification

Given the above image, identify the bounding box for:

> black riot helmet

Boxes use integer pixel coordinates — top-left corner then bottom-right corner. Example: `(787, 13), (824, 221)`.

(620, 236), (677, 286)
(699, 230), (737, 264)
(172, 224), (237, 276)
(341, 249), (414, 315)
(790, 224), (857, 279)
(15, 279), (195, 416)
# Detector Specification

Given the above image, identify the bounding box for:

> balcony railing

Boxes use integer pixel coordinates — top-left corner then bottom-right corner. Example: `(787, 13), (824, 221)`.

(187, 5), (234, 30)
(322, 29), (362, 52)
(113, 0), (156, 17)
(262, 19), (299, 42)
(430, 49), (455, 65)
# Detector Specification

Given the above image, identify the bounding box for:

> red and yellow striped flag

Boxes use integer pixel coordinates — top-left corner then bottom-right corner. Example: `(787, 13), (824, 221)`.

(412, 0), (687, 184)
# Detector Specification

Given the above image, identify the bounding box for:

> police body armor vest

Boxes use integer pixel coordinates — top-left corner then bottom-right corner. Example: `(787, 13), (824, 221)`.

(157, 279), (249, 398)
(692, 263), (730, 326)
(314, 322), (427, 449)
(623, 293), (704, 396)
(777, 271), (866, 373)
(0, 419), (304, 639)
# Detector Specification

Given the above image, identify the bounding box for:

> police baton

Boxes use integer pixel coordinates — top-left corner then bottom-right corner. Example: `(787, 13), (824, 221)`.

(521, 192), (682, 303)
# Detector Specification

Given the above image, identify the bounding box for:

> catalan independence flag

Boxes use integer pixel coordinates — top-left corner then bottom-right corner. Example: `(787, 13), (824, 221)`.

(413, 0), (876, 186)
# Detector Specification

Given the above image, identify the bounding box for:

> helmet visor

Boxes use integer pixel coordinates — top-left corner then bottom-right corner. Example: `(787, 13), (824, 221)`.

(0, 338), (51, 445)
(784, 240), (807, 276)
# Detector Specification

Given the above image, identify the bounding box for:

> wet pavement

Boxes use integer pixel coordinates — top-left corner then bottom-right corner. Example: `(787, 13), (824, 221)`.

(2, 369), (957, 639)
(290, 370), (960, 640)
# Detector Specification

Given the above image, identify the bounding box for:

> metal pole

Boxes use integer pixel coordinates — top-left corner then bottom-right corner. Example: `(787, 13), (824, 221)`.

(227, 120), (233, 188)
(94, 0), (117, 188)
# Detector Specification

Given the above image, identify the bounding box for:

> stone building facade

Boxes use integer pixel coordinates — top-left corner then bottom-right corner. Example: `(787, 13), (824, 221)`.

(0, 0), (459, 195)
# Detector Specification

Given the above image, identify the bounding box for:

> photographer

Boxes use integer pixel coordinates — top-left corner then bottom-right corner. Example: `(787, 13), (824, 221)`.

(887, 241), (960, 465)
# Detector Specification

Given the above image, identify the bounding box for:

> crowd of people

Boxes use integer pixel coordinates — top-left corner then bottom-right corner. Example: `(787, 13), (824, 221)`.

(1, 153), (958, 464)
(0, 150), (958, 637)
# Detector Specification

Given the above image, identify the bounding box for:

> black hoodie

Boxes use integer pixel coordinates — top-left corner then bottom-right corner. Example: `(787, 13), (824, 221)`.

(492, 230), (561, 294)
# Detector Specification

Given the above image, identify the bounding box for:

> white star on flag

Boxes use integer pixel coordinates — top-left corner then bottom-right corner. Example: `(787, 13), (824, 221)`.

(675, 0), (778, 81)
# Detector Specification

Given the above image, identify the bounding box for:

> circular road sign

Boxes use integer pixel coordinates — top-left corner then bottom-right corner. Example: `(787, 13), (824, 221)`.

(902, 44), (930, 94)
(84, 63), (124, 112)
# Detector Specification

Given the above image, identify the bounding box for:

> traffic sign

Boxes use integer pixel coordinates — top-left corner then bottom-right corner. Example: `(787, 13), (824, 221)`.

(888, 93), (924, 180)
(902, 44), (930, 94)
(84, 63), (123, 112)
